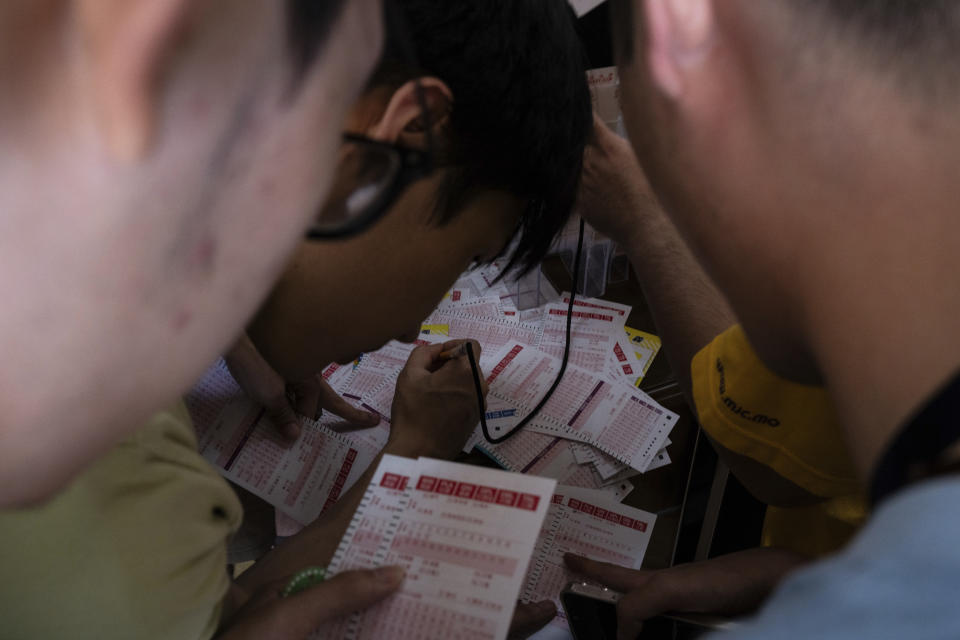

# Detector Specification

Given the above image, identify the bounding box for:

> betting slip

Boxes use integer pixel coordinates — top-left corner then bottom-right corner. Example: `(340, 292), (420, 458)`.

(485, 342), (677, 473)
(523, 485), (657, 633)
(186, 262), (672, 533)
(316, 455), (557, 640)
(185, 362), (388, 525)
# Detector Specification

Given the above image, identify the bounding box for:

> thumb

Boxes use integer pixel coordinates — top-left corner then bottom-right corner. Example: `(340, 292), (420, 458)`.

(563, 553), (654, 592)
(264, 397), (301, 441)
(277, 567), (405, 636)
(222, 567), (404, 640)
(403, 342), (445, 372)
(316, 377), (381, 428)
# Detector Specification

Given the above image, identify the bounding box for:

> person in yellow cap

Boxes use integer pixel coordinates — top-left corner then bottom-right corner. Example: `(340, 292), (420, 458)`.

(569, 114), (867, 621)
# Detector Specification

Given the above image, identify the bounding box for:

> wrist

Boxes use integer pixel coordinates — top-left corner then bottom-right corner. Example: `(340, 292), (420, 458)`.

(384, 430), (438, 459)
(646, 567), (688, 614)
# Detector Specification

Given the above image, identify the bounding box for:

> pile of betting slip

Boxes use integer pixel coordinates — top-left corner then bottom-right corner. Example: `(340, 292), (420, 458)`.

(185, 261), (673, 528)
(185, 261), (676, 636)
(432, 262), (675, 498)
(310, 455), (657, 640)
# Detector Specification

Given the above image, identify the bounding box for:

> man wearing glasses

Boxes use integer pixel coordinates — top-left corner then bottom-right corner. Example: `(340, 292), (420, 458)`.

(0, 0), (382, 507)
(0, 2), (591, 639)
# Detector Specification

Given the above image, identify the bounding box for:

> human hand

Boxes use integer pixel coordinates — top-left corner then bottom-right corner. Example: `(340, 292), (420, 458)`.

(387, 339), (486, 459)
(566, 547), (806, 639)
(508, 600), (557, 639)
(217, 566), (404, 640)
(225, 334), (379, 441)
(579, 113), (661, 245)
(564, 554), (665, 640)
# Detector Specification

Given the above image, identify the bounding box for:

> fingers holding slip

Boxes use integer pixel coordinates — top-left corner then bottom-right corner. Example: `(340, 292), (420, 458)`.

(388, 339), (487, 459)
(218, 567), (404, 640)
(509, 600), (557, 639)
(564, 553), (668, 640)
(563, 553), (657, 593)
(310, 376), (381, 432)
(225, 333), (379, 442)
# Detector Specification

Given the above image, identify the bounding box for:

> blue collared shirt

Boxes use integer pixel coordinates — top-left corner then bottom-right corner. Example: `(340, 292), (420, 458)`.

(714, 476), (960, 639)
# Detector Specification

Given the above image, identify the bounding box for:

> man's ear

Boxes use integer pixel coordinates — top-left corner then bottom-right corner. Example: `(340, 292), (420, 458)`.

(644, 0), (717, 100)
(76, 0), (192, 160)
(367, 78), (453, 148)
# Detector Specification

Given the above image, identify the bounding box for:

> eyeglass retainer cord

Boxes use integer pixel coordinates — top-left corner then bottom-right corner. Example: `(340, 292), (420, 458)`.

(467, 217), (586, 445)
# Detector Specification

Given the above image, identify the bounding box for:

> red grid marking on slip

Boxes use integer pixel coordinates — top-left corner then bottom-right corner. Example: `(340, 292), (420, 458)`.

(562, 296), (628, 317)
(349, 528), (387, 553)
(613, 343), (628, 363)
(567, 498), (649, 532)
(322, 363), (340, 380)
(547, 309), (615, 323)
(487, 344), (525, 384)
(356, 595), (497, 639)
(320, 448), (358, 515)
(380, 472), (410, 491)
(555, 532), (635, 567)
(284, 432), (336, 507)
(214, 404), (262, 468)
(389, 535), (519, 577)
(416, 475), (540, 511)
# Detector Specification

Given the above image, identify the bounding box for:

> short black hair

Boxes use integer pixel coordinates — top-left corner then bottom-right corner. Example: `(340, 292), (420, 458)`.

(286, 0), (351, 77)
(374, 1), (592, 274)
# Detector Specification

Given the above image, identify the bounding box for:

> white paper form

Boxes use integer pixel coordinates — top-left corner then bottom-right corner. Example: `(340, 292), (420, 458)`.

(438, 295), (513, 322)
(538, 303), (626, 374)
(486, 344), (677, 473)
(321, 362), (354, 394)
(477, 429), (556, 472)
(444, 278), (486, 305)
(324, 456), (556, 640)
(314, 455), (421, 639)
(522, 486), (656, 632)
(326, 455), (420, 574)
(194, 397), (380, 524)
(432, 311), (543, 370)
(611, 339), (647, 384)
(562, 464), (635, 503)
(478, 431), (573, 477)
(337, 335), (446, 424)
(560, 294), (632, 326)
(186, 361), (394, 525)
(339, 340), (421, 402)
(359, 373), (399, 422)
(471, 425), (634, 503)
(469, 260), (538, 311)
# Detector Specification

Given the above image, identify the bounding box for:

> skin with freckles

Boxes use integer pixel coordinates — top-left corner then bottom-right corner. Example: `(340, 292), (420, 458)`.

(579, 0), (960, 636)
(0, 0), (384, 506)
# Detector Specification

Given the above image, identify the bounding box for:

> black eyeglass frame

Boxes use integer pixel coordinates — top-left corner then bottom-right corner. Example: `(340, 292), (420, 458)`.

(305, 0), (436, 240)
(305, 131), (434, 240)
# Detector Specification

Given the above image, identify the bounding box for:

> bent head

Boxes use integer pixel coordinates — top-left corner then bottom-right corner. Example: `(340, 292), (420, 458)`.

(609, 0), (960, 380)
(0, 0), (383, 503)
(249, 0), (592, 379)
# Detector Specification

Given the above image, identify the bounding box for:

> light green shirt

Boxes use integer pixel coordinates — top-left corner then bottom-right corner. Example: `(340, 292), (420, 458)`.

(0, 403), (242, 639)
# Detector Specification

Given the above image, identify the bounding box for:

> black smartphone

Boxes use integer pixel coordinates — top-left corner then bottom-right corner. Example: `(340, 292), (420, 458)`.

(560, 581), (621, 640)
